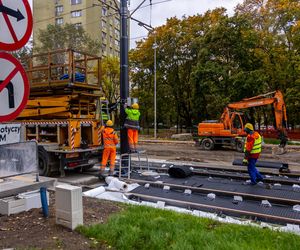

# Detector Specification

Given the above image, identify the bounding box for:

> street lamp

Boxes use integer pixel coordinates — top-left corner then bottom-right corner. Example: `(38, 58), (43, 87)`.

(153, 37), (158, 138)
(138, 21), (158, 138)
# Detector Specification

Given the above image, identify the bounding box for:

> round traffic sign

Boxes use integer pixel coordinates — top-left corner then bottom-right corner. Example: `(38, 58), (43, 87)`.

(0, 0), (33, 51)
(0, 52), (29, 122)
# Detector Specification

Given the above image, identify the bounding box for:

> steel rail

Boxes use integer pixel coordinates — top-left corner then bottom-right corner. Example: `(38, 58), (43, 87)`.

(124, 178), (300, 206)
(126, 192), (300, 225)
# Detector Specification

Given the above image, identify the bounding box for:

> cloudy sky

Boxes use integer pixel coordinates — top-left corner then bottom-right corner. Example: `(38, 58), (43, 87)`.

(129, 0), (244, 47)
(29, 0), (244, 48)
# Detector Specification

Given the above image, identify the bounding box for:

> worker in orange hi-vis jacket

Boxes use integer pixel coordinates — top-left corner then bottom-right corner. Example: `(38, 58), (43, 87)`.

(124, 103), (141, 153)
(100, 120), (119, 176)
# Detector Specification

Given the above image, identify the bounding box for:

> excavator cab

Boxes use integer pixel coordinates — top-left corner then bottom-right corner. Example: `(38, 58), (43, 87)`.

(230, 112), (246, 136)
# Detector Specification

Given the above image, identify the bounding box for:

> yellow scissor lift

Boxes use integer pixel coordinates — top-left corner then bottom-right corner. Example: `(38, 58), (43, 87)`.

(13, 49), (110, 176)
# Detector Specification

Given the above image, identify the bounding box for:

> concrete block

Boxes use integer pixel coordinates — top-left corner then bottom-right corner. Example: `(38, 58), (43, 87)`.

(156, 201), (165, 208)
(18, 190), (49, 211)
(293, 205), (300, 213)
(163, 186), (170, 192)
(293, 184), (300, 192)
(233, 196), (243, 203)
(55, 184), (83, 230)
(184, 189), (192, 195)
(261, 200), (272, 208)
(207, 193), (216, 200)
(171, 133), (193, 141)
(56, 209), (83, 230)
(0, 196), (26, 216)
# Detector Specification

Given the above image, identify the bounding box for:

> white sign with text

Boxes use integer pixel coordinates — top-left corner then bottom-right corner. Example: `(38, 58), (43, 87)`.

(0, 123), (21, 145)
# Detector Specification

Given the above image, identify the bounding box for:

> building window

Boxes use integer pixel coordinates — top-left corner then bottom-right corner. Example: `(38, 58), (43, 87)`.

(55, 5), (63, 15)
(102, 7), (107, 16)
(102, 32), (107, 41)
(74, 22), (82, 28)
(101, 20), (106, 29)
(115, 28), (119, 38)
(56, 18), (64, 25)
(71, 0), (82, 5)
(115, 17), (120, 26)
(71, 10), (82, 18)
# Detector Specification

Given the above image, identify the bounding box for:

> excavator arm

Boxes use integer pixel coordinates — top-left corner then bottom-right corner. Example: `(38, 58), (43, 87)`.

(224, 90), (288, 147)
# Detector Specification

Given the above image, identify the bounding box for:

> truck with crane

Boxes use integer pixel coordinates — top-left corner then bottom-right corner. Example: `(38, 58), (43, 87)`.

(197, 90), (288, 152)
(7, 49), (110, 176)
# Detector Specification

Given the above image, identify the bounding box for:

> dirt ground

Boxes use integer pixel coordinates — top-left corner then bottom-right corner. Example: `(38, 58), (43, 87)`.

(0, 192), (123, 250)
(140, 141), (300, 171)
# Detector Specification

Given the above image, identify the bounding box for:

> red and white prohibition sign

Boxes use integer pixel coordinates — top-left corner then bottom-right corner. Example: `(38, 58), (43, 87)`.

(0, 0), (33, 51)
(0, 52), (29, 122)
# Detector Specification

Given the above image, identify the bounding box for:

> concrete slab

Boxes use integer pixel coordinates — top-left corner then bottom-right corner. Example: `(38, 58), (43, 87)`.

(58, 172), (99, 186)
(0, 174), (56, 198)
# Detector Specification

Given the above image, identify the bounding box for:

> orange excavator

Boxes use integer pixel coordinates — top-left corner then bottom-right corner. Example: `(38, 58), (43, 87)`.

(197, 90), (288, 151)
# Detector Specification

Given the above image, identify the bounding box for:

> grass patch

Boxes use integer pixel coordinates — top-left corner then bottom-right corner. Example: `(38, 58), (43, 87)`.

(264, 138), (300, 146)
(77, 205), (300, 250)
(264, 138), (280, 145)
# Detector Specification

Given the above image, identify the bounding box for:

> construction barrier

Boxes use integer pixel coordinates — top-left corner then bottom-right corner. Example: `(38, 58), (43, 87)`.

(0, 141), (38, 178)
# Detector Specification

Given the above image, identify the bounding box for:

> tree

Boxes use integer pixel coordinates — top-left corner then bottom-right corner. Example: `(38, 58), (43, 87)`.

(100, 56), (120, 104)
(34, 23), (101, 55)
(130, 1), (300, 130)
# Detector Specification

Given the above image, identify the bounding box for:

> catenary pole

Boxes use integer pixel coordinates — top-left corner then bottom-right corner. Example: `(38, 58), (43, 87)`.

(154, 35), (157, 138)
(120, 0), (129, 155)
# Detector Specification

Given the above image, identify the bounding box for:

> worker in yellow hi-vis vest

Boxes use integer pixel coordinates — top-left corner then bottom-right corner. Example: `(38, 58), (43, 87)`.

(242, 123), (264, 185)
(124, 103), (140, 153)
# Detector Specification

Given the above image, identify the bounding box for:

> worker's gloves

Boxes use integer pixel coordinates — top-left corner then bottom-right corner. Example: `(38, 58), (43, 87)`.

(244, 150), (250, 158)
(242, 159), (249, 166)
(120, 99), (127, 107)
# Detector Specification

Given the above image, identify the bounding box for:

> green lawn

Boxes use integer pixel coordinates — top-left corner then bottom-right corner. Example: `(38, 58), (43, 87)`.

(78, 205), (300, 250)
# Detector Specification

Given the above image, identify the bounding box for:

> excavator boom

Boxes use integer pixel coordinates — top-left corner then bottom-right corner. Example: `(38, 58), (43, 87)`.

(226, 90), (287, 131)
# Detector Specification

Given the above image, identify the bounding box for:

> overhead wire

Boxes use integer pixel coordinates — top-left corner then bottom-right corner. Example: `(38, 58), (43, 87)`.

(150, 0), (152, 27)
(33, 0), (172, 46)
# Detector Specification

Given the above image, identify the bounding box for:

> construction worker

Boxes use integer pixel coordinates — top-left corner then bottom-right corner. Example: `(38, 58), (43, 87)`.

(243, 123), (264, 185)
(100, 120), (119, 176)
(124, 103), (141, 153)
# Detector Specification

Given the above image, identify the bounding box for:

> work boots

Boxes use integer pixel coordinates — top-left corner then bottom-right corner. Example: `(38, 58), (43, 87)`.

(98, 168), (107, 177)
(109, 169), (115, 176)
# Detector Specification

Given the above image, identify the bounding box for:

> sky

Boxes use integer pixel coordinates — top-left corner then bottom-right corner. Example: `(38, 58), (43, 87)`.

(29, 0), (244, 48)
(128, 0), (244, 48)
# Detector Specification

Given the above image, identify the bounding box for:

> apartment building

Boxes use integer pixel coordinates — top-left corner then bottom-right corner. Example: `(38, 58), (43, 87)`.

(33, 0), (121, 57)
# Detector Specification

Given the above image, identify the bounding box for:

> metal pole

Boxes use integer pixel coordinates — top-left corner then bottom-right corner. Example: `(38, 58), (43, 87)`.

(120, 0), (129, 155)
(154, 36), (157, 139)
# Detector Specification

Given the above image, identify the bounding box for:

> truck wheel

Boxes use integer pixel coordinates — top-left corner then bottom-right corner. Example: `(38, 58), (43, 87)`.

(38, 146), (51, 176)
(236, 141), (244, 152)
(83, 164), (95, 171)
(202, 138), (214, 150)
